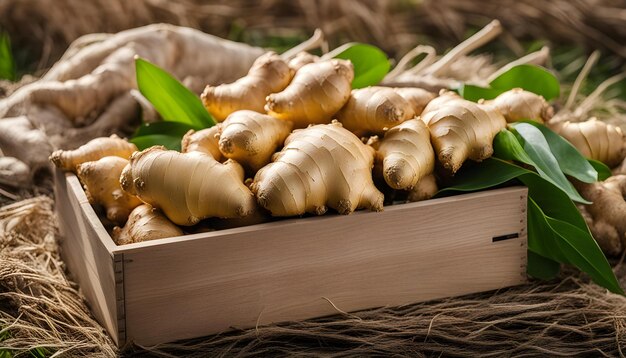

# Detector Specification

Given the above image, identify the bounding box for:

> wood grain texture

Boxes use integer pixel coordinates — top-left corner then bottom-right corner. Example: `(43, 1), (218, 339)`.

(54, 170), (121, 344)
(114, 186), (528, 346)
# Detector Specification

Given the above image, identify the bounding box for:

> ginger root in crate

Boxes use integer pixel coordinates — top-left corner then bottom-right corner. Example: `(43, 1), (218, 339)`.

(336, 86), (415, 136)
(576, 175), (626, 256)
(251, 121), (384, 216)
(393, 87), (435, 117)
(76, 156), (141, 224)
(218, 110), (293, 173)
(490, 88), (553, 123)
(201, 52), (294, 121)
(266, 59), (354, 128)
(374, 119), (436, 200)
(181, 125), (223, 160)
(50, 134), (137, 172)
(421, 91), (507, 174)
(113, 205), (183, 245)
(120, 146), (256, 226)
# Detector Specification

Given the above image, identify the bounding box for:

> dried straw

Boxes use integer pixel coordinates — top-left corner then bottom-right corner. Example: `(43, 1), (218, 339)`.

(3, 0), (626, 72)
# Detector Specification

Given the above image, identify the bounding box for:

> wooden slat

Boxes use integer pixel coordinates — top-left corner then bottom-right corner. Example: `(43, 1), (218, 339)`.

(117, 186), (528, 346)
(54, 170), (121, 345)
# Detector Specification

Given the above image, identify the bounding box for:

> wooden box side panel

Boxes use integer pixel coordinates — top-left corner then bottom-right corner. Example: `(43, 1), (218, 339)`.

(54, 170), (121, 345)
(119, 187), (527, 346)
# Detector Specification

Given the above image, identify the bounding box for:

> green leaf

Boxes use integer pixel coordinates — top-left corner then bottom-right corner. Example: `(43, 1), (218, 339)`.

(333, 43), (390, 89)
(529, 198), (623, 294)
(493, 129), (534, 165)
(511, 123), (590, 204)
(0, 32), (15, 81)
(436, 158), (528, 195)
(459, 64), (559, 101)
(520, 121), (597, 183)
(588, 159), (612, 181)
(527, 251), (560, 280)
(131, 121), (196, 151)
(457, 84), (503, 102)
(489, 64), (560, 100)
(135, 58), (214, 128)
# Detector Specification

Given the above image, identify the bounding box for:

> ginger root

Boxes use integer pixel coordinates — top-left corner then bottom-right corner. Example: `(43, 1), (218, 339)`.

(549, 118), (626, 168)
(407, 173), (438, 202)
(76, 156), (141, 224)
(50, 134), (137, 172)
(421, 91), (507, 173)
(120, 146), (256, 226)
(201, 52), (294, 121)
(288, 52), (319, 71)
(394, 87), (436, 116)
(490, 88), (553, 123)
(112, 205), (183, 245)
(336, 86), (415, 136)
(251, 121), (384, 216)
(576, 175), (626, 256)
(265, 59), (354, 128)
(375, 119), (435, 191)
(181, 125), (222, 160)
(218, 110), (293, 173)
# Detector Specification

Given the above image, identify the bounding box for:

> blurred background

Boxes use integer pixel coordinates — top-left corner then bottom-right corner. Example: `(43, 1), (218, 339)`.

(2, 0), (626, 90)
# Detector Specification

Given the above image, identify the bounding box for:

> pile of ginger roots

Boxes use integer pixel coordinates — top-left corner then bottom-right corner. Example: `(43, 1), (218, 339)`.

(3, 24), (626, 257)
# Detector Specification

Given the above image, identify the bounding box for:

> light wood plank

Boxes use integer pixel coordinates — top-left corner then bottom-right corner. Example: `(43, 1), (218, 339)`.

(54, 170), (121, 345)
(118, 186), (528, 346)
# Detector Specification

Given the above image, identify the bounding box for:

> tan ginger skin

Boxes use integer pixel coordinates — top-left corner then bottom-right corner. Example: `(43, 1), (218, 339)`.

(421, 91), (507, 174)
(181, 125), (222, 160)
(218, 110), (293, 173)
(265, 59), (354, 128)
(549, 118), (626, 168)
(49, 134), (137, 172)
(393, 87), (436, 117)
(76, 156), (142, 224)
(288, 52), (319, 71)
(251, 121), (384, 217)
(407, 173), (438, 202)
(120, 146), (256, 226)
(113, 205), (183, 245)
(490, 88), (553, 124)
(576, 175), (626, 256)
(375, 119), (435, 191)
(336, 86), (416, 136)
(201, 52), (294, 121)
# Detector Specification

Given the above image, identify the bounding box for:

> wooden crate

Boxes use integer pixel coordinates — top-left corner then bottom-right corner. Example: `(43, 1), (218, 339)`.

(54, 169), (528, 347)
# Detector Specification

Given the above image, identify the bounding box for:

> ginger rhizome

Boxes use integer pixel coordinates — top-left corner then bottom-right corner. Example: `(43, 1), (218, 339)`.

(218, 110), (293, 173)
(336, 86), (415, 136)
(407, 173), (438, 202)
(549, 118), (626, 168)
(393, 87), (436, 117)
(288, 52), (319, 71)
(251, 121), (384, 216)
(265, 59), (354, 128)
(120, 146), (255, 226)
(50, 134), (137, 172)
(76, 156), (142, 224)
(490, 88), (553, 123)
(181, 125), (222, 160)
(421, 91), (507, 173)
(201, 52), (294, 121)
(112, 205), (183, 245)
(375, 119), (435, 193)
(576, 175), (626, 256)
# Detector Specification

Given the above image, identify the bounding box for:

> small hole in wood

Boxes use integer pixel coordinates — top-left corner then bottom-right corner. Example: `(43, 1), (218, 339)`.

(492, 233), (519, 242)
